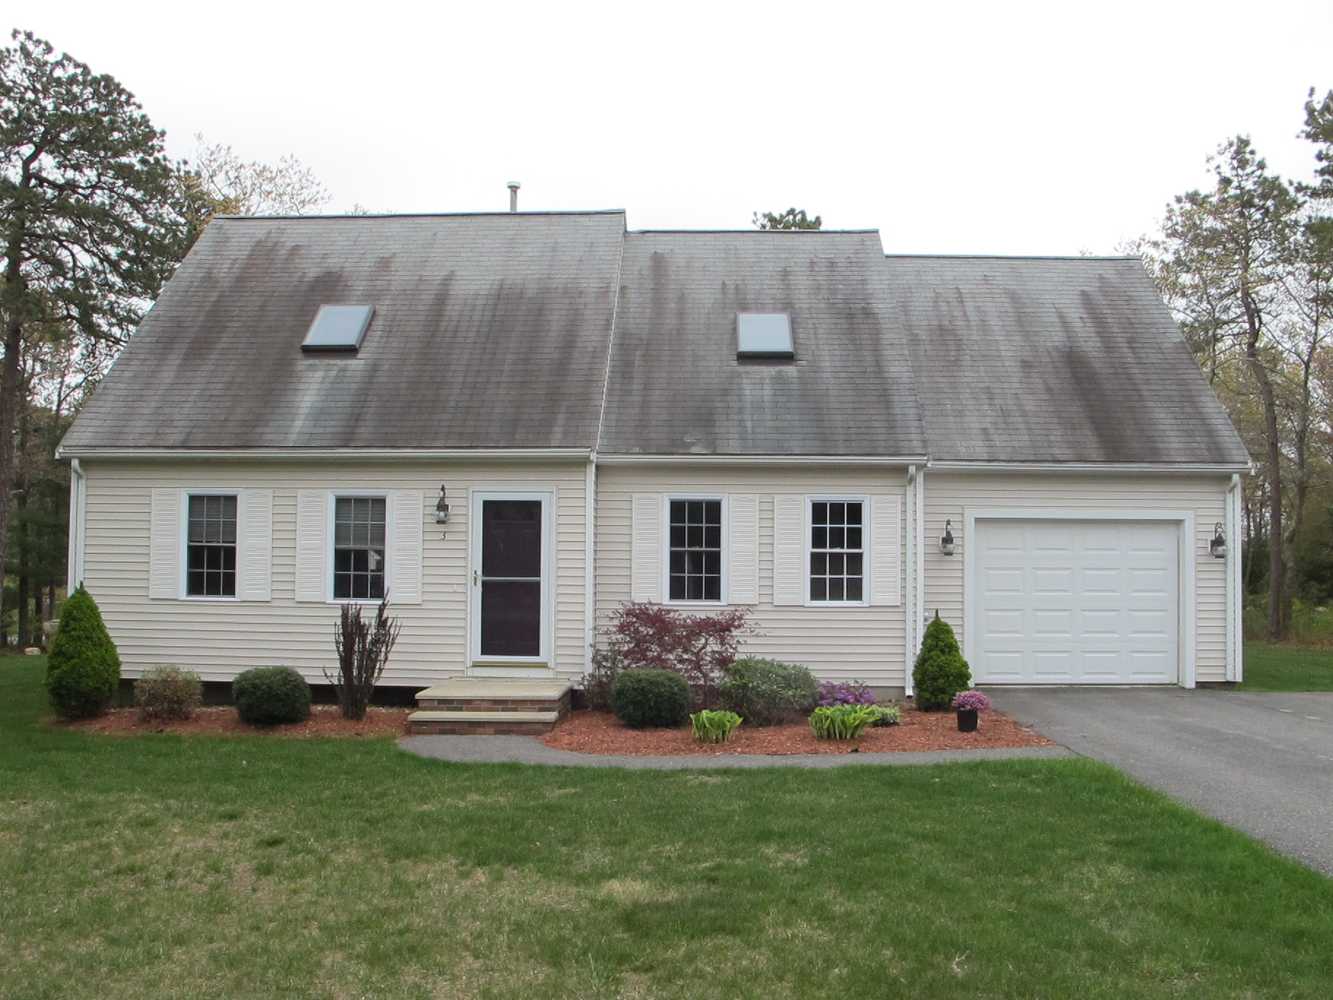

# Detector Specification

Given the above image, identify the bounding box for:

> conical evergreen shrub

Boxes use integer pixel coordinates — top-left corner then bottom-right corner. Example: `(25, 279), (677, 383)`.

(912, 612), (971, 710)
(46, 586), (121, 719)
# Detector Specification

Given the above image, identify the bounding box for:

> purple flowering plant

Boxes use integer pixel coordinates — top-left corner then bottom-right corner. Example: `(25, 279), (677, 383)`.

(817, 680), (876, 707)
(952, 690), (991, 713)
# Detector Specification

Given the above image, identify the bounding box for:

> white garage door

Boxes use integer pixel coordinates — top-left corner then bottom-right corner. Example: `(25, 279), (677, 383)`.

(972, 519), (1179, 684)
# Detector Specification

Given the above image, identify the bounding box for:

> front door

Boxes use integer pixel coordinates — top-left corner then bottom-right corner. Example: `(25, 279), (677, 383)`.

(470, 492), (550, 667)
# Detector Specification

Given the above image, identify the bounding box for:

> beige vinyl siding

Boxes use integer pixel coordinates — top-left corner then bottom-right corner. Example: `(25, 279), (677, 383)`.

(80, 461), (589, 686)
(922, 473), (1231, 684)
(596, 466), (909, 686)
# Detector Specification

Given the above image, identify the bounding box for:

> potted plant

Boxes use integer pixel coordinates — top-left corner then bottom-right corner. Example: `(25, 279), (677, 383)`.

(952, 690), (991, 732)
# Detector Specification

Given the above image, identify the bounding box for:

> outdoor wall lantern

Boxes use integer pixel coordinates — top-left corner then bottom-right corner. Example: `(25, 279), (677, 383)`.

(1210, 521), (1227, 559)
(435, 485), (450, 533)
(940, 519), (956, 556)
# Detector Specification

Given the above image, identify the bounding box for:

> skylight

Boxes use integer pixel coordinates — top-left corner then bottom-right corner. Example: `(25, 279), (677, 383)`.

(301, 305), (374, 352)
(737, 312), (794, 358)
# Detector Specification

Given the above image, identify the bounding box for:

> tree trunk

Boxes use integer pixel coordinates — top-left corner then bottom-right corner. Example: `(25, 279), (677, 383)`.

(1242, 304), (1286, 640)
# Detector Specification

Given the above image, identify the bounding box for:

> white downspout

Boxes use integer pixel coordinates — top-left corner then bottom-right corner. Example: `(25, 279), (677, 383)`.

(904, 465), (916, 694)
(1226, 473), (1242, 683)
(584, 454), (597, 673)
(66, 458), (85, 593)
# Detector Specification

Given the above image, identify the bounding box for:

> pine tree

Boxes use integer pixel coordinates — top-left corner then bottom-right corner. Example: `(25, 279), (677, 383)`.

(46, 585), (120, 719)
(912, 613), (972, 710)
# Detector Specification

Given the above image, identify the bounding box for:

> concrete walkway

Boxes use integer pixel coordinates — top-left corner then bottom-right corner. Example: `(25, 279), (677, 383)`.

(397, 733), (1073, 769)
(991, 688), (1333, 875)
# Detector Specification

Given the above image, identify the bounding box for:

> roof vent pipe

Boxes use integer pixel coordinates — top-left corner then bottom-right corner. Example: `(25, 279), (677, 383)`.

(507, 181), (520, 212)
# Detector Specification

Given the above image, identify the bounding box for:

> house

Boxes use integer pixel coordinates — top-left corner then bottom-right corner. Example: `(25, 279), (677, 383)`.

(57, 209), (1250, 727)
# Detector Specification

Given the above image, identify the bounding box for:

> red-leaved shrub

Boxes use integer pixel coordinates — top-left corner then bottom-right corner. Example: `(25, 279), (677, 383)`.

(607, 603), (752, 706)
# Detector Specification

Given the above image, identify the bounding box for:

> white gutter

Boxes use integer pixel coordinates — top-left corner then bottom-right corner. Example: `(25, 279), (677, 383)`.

(904, 465), (917, 696)
(54, 447), (592, 463)
(66, 458), (85, 592)
(597, 453), (929, 467)
(927, 461), (1250, 475)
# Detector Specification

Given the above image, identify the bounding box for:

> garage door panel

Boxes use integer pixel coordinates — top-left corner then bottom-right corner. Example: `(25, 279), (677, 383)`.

(973, 519), (1179, 685)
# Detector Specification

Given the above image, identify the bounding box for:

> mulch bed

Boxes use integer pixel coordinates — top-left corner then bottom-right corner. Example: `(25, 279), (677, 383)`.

(543, 709), (1053, 756)
(59, 705), (411, 739)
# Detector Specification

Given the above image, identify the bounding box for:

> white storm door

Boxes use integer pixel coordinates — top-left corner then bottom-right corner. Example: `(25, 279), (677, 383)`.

(469, 492), (552, 664)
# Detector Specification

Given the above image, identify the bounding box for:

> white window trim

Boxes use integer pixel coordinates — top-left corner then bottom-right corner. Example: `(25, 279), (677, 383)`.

(661, 494), (729, 607)
(805, 494), (871, 608)
(467, 489), (555, 669)
(961, 507), (1196, 689)
(179, 489), (241, 602)
(326, 490), (391, 605)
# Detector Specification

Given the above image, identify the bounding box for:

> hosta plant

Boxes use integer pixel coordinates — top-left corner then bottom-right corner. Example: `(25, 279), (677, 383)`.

(952, 690), (992, 713)
(865, 703), (901, 727)
(809, 704), (878, 741)
(690, 710), (742, 744)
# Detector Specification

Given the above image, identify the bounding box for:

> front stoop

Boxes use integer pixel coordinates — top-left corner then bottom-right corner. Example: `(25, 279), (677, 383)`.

(408, 679), (572, 736)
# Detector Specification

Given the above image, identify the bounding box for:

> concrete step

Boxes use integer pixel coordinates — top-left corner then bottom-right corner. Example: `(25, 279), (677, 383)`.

(414, 679), (572, 714)
(407, 709), (561, 736)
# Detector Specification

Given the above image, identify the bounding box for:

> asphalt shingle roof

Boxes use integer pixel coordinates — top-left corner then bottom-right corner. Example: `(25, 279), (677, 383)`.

(885, 255), (1251, 464)
(60, 214), (1250, 466)
(597, 231), (927, 457)
(60, 212), (626, 451)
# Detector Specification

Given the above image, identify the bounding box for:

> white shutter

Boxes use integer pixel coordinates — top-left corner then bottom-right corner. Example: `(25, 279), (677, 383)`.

(631, 494), (662, 603)
(870, 494), (902, 606)
(295, 490), (328, 603)
(388, 490), (424, 605)
(237, 489), (273, 602)
(728, 494), (759, 605)
(148, 489), (181, 599)
(773, 494), (805, 606)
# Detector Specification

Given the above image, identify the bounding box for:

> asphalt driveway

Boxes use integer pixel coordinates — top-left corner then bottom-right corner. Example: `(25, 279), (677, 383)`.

(991, 688), (1333, 874)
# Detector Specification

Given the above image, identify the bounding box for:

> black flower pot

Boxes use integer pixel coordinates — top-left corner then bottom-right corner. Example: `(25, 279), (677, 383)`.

(956, 708), (978, 732)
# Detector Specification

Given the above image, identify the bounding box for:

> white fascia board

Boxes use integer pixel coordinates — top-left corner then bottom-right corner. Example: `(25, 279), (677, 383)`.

(928, 461), (1250, 475)
(597, 453), (928, 467)
(55, 447), (592, 463)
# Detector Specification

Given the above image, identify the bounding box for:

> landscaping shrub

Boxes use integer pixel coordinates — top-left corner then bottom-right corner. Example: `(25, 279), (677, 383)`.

(45, 586), (120, 720)
(690, 709), (742, 743)
(912, 613), (972, 710)
(581, 646), (624, 711)
(817, 679), (876, 706)
(135, 666), (203, 721)
(232, 666), (311, 725)
(865, 703), (901, 727)
(809, 704), (878, 741)
(325, 597), (401, 720)
(612, 668), (690, 728)
(718, 657), (819, 725)
(606, 602), (752, 705)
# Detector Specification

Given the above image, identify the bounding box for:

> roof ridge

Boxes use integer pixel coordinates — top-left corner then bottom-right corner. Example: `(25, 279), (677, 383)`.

(631, 228), (879, 235)
(883, 252), (1139, 261)
(214, 209), (627, 221)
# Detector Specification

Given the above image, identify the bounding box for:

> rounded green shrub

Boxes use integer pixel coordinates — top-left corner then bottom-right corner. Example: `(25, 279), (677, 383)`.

(135, 666), (203, 721)
(912, 613), (972, 710)
(45, 586), (121, 720)
(719, 657), (819, 726)
(612, 668), (690, 728)
(232, 667), (311, 725)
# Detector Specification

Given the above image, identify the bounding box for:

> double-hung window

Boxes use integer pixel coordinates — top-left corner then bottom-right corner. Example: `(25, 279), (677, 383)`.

(809, 499), (865, 603)
(333, 496), (386, 600)
(186, 494), (238, 597)
(668, 498), (722, 602)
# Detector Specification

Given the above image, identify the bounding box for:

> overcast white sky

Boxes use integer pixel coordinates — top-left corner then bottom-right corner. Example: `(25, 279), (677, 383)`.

(23, 0), (1333, 254)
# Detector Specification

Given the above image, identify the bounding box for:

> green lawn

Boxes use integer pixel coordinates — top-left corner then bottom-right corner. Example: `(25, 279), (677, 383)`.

(2, 659), (1332, 999)
(1240, 641), (1333, 691)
